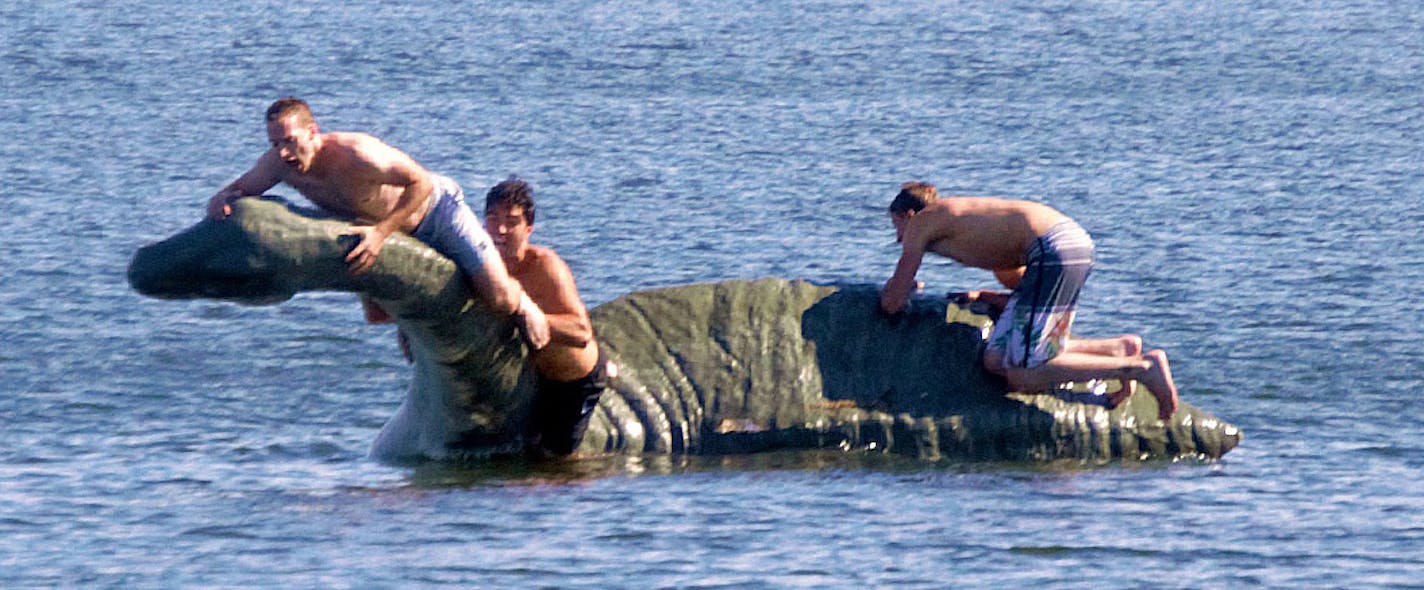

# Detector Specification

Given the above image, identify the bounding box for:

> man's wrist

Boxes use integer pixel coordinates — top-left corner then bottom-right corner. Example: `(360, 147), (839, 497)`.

(514, 291), (535, 318)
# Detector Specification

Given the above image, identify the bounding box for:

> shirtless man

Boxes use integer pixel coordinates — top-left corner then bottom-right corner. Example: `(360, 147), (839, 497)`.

(483, 178), (609, 456)
(205, 98), (548, 348)
(880, 182), (1178, 420)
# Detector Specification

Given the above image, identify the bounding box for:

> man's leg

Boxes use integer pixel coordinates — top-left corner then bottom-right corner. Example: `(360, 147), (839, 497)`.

(1064, 334), (1141, 357)
(418, 190), (550, 348)
(1064, 334), (1143, 406)
(1003, 349), (1178, 420)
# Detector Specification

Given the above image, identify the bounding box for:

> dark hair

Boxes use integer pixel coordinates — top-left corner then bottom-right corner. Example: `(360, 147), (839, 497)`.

(888, 181), (938, 214)
(265, 97), (314, 125)
(485, 176), (536, 225)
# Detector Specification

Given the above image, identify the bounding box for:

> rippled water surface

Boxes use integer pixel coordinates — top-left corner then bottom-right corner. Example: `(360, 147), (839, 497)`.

(3, 1), (1423, 587)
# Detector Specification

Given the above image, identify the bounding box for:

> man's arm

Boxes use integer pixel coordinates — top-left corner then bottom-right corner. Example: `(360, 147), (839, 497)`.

(468, 249), (551, 349)
(528, 252), (594, 348)
(343, 139), (432, 275)
(207, 151), (283, 219)
(881, 240), (926, 315)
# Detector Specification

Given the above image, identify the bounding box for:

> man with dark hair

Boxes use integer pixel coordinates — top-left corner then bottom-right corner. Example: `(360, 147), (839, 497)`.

(484, 178), (610, 456)
(206, 98), (549, 349)
(881, 181), (1179, 420)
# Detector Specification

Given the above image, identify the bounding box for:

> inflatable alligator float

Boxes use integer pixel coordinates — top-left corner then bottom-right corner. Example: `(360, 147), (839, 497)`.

(129, 198), (1240, 463)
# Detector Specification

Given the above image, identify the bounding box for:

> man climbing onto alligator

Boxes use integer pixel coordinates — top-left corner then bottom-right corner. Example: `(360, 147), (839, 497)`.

(484, 178), (610, 456)
(879, 182), (1179, 420)
(205, 97), (550, 349)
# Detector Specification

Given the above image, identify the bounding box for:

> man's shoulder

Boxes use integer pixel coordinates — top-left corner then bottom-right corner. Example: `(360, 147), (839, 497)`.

(527, 245), (570, 272)
(324, 131), (384, 149)
(322, 131), (418, 172)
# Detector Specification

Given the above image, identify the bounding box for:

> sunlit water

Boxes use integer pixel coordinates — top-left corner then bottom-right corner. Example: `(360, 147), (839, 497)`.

(3, 1), (1422, 587)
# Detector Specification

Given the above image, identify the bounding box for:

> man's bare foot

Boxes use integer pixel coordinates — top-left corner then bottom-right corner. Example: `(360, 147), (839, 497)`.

(1138, 349), (1178, 421)
(1120, 335), (1143, 357)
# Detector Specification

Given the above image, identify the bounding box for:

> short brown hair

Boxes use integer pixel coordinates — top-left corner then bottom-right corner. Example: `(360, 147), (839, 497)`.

(265, 97), (314, 126)
(485, 177), (536, 225)
(889, 181), (938, 214)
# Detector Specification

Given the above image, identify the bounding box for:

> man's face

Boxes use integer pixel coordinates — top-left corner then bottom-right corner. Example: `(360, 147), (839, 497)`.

(890, 210), (912, 243)
(266, 115), (319, 173)
(484, 202), (532, 261)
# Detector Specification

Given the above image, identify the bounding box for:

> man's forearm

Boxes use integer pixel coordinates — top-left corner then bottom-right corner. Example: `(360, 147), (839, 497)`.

(545, 313), (593, 347)
(880, 278), (912, 314)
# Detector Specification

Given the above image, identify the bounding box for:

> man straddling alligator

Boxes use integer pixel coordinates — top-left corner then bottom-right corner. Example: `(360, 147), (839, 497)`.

(205, 97), (550, 349)
(483, 178), (610, 456)
(879, 182), (1179, 420)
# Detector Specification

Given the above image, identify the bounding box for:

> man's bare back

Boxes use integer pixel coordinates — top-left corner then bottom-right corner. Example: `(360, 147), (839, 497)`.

(903, 197), (1069, 271)
(883, 195), (1069, 315)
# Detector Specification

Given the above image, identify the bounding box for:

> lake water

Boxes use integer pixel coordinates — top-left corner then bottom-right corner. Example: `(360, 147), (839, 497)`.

(4, 0), (1423, 587)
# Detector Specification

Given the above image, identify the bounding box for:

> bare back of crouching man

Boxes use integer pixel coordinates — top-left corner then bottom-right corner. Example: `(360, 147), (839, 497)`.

(880, 182), (1179, 420)
(483, 178), (609, 456)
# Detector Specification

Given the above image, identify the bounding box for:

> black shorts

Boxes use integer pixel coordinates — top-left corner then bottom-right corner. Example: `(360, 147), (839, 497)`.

(528, 350), (609, 456)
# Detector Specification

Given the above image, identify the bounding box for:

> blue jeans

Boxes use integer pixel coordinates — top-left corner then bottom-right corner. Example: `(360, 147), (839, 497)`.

(410, 175), (494, 277)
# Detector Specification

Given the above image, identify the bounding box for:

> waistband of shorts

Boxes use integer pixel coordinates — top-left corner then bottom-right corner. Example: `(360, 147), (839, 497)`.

(537, 345), (608, 387)
(1027, 219), (1093, 262)
(411, 174), (460, 236)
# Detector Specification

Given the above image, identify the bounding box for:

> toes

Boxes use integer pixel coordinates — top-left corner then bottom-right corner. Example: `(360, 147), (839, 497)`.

(1123, 335), (1143, 357)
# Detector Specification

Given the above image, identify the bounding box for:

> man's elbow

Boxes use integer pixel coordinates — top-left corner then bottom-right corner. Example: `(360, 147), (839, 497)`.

(571, 320), (594, 346)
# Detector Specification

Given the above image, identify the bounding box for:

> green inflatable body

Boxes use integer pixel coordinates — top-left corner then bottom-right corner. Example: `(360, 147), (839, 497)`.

(129, 199), (1240, 463)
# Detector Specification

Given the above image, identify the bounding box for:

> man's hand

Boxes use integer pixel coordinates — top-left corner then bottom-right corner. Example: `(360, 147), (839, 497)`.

(515, 296), (551, 350)
(879, 280), (925, 315)
(343, 225), (390, 275)
(206, 187), (243, 219)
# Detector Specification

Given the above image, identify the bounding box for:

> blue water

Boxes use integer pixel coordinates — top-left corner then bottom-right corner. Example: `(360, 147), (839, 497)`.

(4, 0), (1423, 587)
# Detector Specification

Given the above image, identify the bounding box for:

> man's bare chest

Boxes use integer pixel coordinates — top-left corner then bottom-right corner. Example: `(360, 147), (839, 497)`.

(286, 174), (385, 209)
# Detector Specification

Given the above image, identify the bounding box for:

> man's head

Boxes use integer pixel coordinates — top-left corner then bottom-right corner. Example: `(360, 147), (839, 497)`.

(888, 181), (938, 242)
(484, 177), (537, 262)
(889, 181), (938, 215)
(264, 97), (320, 174)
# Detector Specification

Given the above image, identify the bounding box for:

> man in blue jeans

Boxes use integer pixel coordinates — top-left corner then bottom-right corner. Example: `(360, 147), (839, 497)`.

(206, 97), (549, 348)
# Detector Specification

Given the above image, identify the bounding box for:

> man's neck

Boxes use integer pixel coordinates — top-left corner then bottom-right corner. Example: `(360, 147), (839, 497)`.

(503, 248), (531, 273)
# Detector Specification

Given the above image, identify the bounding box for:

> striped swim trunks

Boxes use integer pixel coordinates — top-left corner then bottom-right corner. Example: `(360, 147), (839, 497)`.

(984, 219), (1095, 369)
